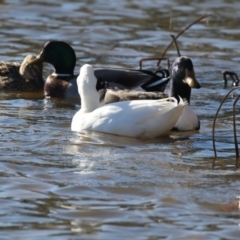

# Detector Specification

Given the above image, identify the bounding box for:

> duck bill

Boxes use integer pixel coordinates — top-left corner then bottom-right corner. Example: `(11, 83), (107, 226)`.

(184, 69), (201, 89)
(26, 51), (44, 66)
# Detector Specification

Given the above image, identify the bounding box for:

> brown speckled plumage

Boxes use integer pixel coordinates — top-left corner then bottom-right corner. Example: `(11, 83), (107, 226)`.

(99, 87), (168, 105)
(0, 55), (43, 92)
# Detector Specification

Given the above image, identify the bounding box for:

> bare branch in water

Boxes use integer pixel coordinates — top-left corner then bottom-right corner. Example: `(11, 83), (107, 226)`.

(170, 34), (181, 57)
(222, 70), (240, 87)
(232, 95), (240, 168)
(158, 13), (209, 66)
(212, 86), (240, 169)
(138, 57), (170, 70)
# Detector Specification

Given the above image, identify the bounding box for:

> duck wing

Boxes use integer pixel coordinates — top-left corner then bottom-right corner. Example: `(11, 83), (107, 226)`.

(0, 61), (20, 88)
(94, 68), (170, 92)
(99, 88), (168, 105)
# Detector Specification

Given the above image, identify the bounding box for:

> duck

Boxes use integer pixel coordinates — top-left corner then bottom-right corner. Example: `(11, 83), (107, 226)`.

(168, 56), (201, 131)
(25, 40), (170, 99)
(71, 64), (187, 138)
(98, 56), (201, 131)
(0, 55), (44, 91)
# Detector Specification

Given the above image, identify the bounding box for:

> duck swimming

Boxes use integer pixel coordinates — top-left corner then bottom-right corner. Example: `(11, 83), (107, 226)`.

(168, 56), (201, 131)
(25, 41), (170, 98)
(0, 55), (44, 92)
(71, 64), (187, 138)
(98, 56), (201, 131)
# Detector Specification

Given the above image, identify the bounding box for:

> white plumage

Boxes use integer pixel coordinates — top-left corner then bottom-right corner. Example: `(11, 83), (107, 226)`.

(71, 64), (187, 138)
(174, 105), (200, 131)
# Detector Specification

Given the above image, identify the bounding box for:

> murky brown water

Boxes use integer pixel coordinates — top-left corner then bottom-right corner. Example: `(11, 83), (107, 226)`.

(1, 0), (240, 239)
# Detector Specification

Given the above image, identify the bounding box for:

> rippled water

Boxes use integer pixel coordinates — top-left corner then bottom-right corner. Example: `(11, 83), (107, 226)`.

(1, 0), (240, 239)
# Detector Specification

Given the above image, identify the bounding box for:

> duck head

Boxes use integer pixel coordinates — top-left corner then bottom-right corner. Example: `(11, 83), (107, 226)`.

(169, 56), (201, 104)
(26, 41), (76, 75)
(19, 55), (44, 88)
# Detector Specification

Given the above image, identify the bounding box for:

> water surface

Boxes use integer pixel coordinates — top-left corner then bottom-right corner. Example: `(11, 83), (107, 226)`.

(0, 0), (240, 239)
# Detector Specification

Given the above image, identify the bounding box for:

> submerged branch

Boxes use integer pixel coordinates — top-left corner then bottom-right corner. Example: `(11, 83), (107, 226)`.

(212, 86), (240, 169)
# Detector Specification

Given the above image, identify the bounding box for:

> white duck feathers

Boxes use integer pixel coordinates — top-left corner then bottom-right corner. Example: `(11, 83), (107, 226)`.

(72, 97), (187, 138)
(71, 64), (188, 138)
(173, 105), (200, 131)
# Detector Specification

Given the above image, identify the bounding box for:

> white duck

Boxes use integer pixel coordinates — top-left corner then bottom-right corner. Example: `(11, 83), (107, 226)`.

(71, 64), (187, 138)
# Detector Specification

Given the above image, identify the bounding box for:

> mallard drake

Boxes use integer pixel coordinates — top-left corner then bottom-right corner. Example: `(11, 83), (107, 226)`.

(98, 56), (201, 131)
(71, 64), (187, 138)
(0, 55), (44, 91)
(26, 41), (170, 98)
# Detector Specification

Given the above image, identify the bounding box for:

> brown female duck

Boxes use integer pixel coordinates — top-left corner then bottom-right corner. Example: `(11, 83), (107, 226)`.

(0, 55), (43, 91)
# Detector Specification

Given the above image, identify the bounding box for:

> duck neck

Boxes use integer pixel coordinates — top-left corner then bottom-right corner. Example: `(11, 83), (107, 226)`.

(79, 83), (100, 113)
(169, 78), (191, 104)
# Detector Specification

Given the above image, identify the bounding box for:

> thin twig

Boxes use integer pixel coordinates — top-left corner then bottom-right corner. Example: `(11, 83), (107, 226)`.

(158, 12), (209, 66)
(138, 57), (170, 70)
(170, 34), (181, 57)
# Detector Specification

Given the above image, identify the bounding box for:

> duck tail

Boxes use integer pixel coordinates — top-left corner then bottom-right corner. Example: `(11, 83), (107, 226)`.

(163, 96), (187, 106)
(178, 96), (188, 106)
